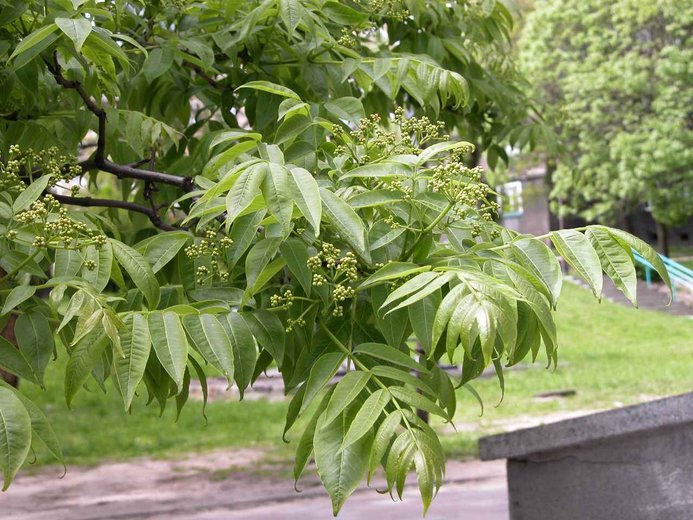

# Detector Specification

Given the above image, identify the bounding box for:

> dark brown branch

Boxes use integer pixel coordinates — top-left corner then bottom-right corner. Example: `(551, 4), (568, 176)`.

(46, 52), (195, 193)
(50, 192), (180, 232)
(183, 61), (219, 87)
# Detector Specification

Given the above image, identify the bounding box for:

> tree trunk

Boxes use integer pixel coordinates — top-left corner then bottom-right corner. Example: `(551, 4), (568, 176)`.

(655, 220), (670, 257)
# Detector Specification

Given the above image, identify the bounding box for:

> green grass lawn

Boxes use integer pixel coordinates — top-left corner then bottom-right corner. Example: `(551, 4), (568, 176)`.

(21, 282), (693, 471)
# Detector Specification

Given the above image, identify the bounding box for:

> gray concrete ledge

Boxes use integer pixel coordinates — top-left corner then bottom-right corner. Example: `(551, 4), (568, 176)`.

(479, 392), (693, 460)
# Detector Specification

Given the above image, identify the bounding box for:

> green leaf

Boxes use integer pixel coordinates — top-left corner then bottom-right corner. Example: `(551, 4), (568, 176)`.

(9, 23), (58, 60)
(183, 314), (234, 385)
(389, 386), (449, 420)
(113, 313), (151, 410)
(586, 228), (637, 305)
(314, 401), (373, 516)
(245, 237), (281, 290)
(360, 263), (430, 289)
(605, 227), (671, 295)
(241, 310), (285, 367)
(236, 80), (300, 100)
(301, 352), (345, 413)
(384, 273), (452, 314)
(15, 311), (53, 387)
(279, 239), (312, 295)
(431, 284), (466, 356)
(261, 163), (293, 233)
(294, 387), (333, 487)
(0, 337), (40, 385)
(550, 230), (603, 298)
(111, 239), (160, 309)
(0, 387), (31, 490)
(279, 0), (303, 33)
(142, 47), (173, 82)
(55, 17), (92, 52)
(368, 410), (401, 481)
(289, 167), (321, 233)
(407, 292), (440, 355)
(54, 249), (83, 278)
(225, 162), (267, 224)
(220, 313), (256, 398)
(416, 141), (474, 165)
(65, 330), (109, 407)
(324, 97), (365, 123)
(341, 389), (389, 450)
(512, 238), (562, 307)
(13, 175), (52, 212)
(275, 115), (313, 145)
(148, 311), (189, 391)
(0, 382), (64, 468)
(320, 188), (368, 259)
(1, 286), (36, 315)
(371, 366), (435, 397)
(82, 243), (113, 292)
(228, 210), (266, 267)
(354, 343), (426, 372)
(340, 161), (413, 180)
(323, 371), (370, 425)
(135, 232), (190, 274)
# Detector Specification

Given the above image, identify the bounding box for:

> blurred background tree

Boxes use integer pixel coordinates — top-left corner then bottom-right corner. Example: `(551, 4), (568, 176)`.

(519, 0), (693, 255)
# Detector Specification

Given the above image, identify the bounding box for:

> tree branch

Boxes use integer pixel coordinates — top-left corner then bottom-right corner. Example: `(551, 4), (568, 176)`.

(46, 52), (195, 193)
(50, 192), (180, 232)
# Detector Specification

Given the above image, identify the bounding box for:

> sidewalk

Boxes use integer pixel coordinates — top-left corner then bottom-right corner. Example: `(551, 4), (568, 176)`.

(2, 450), (508, 520)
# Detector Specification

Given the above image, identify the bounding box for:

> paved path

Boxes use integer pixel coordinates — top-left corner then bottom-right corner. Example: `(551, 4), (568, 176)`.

(1, 451), (507, 520)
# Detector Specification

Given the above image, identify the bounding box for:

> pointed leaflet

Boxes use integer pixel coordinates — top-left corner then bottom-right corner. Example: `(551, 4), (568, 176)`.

(241, 310), (285, 366)
(431, 284), (466, 356)
(9, 23), (58, 61)
(111, 239), (160, 308)
(0, 381), (64, 468)
(586, 228), (637, 305)
(114, 313), (152, 410)
(182, 314), (234, 385)
(225, 162), (267, 223)
(82, 243), (113, 291)
(341, 388), (390, 449)
(289, 167), (321, 233)
(301, 352), (345, 413)
(322, 371), (371, 425)
(54, 249), (83, 278)
(354, 343), (426, 372)
(360, 262), (430, 289)
(228, 210), (266, 267)
(512, 238), (562, 307)
(0, 387), (31, 490)
(12, 175), (52, 212)
(320, 188), (368, 259)
(0, 337), (40, 385)
(1, 286), (35, 316)
(148, 311), (189, 391)
(389, 386), (449, 420)
(408, 291), (441, 355)
(55, 17), (92, 52)
(220, 313), (256, 398)
(279, 0), (303, 34)
(605, 226), (671, 295)
(385, 273), (452, 314)
(279, 239), (312, 295)
(368, 410), (402, 481)
(294, 387), (333, 487)
(65, 330), (109, 407)
(370, 286), (409, 348)
(261, 163), (293, 233)
(135, 232), (190, 273)
(550, 230), (603, 298)
(15, 310), (53, 386)
(314, 401), (374, 516)
(245, 237), (281, 290)
(235, 80), (300, 100)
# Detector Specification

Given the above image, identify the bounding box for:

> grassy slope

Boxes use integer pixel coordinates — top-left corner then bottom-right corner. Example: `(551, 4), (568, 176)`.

(21, 283), (692, 469)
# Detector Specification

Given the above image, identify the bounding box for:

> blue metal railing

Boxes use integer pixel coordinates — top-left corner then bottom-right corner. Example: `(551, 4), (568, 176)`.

(633, 251), (693, 303)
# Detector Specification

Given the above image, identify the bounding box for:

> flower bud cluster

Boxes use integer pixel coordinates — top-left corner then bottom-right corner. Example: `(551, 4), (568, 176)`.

(270, 289), (294, 308)
(185, 228), (233, 285)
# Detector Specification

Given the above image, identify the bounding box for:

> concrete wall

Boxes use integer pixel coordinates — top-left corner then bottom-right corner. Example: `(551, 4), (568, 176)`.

(506, 422), (693, 520)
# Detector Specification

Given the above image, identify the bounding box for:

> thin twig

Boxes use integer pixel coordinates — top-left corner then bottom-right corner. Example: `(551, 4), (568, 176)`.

(50, 192), (180, 231)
